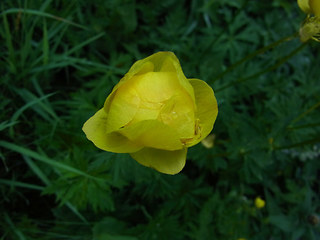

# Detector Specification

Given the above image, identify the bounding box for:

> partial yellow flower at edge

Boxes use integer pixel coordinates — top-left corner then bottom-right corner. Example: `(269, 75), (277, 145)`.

(298, 0), (311, 14)
(310, 0), (320, 16)
(297, 0), (320, 42)
(298, 0), (320, 15)
(254, 196), (266, 209)
(82, 52), (218, 175)
(299, 17), (320, 42)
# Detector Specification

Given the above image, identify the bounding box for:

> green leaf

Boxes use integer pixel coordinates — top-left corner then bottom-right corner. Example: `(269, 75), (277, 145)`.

(93, 217), (137, 240)
(269, 215), (294, 232)
(0, 141), (97, 180)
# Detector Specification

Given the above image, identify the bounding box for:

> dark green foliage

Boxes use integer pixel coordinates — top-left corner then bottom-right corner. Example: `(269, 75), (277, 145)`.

(1, 0), (320, 239)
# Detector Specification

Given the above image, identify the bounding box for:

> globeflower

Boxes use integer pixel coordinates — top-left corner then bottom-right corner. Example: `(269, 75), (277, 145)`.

(254, 196), (266, 209)
(83, 52), (218, 175)
(298, 0), (320, 15)
(297, 0), (320, 42)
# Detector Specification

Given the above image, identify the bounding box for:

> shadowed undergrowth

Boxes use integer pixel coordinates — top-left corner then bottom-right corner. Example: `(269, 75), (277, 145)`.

(1, 0), (320, 239)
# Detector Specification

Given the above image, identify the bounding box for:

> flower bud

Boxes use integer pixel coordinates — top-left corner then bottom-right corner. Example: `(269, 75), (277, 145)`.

(254, 196), (266, 209)
(83, 52), (218, 174)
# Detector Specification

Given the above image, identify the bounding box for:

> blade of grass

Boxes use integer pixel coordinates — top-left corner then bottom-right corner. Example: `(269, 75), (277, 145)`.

(30, 80), (59, 141)
(43, 19), (49, 65)
(49, 23), (69, 52)
(31, 78), (51, 108)
(23, 156), (89, 224)
(0, 8), (88, 30)
(0, 179), (44, 191)
(9, 92), (56, 137)
(10, 92), (55, 119)
(20, 16), (35, 70)
(3, 13), (16, 73)
(30, 21), (69, 69)
(40, 0), (54, 12)
(65, 202), (89, 224)
(63, 32), (105, 57)
(24, 156), (50, 185)
(15, 89), (59, 121)
(0, 141), (101, 181)
(3, 213), (26, 240)
(30, 56), (125, 74)
(0, 120), (18, 131)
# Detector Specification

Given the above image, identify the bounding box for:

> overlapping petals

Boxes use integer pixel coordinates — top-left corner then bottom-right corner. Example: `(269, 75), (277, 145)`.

(83, 52), (218, 174)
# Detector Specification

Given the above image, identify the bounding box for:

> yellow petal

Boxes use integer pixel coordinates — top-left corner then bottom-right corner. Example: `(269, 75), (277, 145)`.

(104, 52), (197, 133)
(126, 56), (155, 77)
(310, 0), (320, 16)
(298, 0), (311, 14)
(158, 53), (196, 104)
(118, 120), (183, 151)
(133, 72), (183, 103)
(130, 147), (187, 175)
(128, 52), (196, 103)
(159, 93), (195, 139)
(105, 72), (186, 131)
(104, 76), (141, 132)
(82, 109), (143, 153)
(103, 59), (155, 116)
(187, 79), (218, 146)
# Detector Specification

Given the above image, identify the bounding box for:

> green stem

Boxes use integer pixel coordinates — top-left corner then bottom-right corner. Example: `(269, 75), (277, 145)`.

(216, 40), (307, 92)
(287, 122), (320, 130)
(274, 137), (320, 150)
(290, 100), (320, 125)
(0, 8), (87, 30)
(211, 32), (299, 84)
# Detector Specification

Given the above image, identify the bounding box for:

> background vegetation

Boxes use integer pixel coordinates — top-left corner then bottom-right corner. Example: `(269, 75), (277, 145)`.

(1, 0), (319, 239)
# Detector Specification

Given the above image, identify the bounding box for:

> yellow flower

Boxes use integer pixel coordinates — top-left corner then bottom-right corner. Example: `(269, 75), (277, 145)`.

(297, 0), (320, 42)
(82, 52), (218, 175)
(254, 196), (266, 209)
(298, 0), (320, 15)
(201, 134), (215, 148)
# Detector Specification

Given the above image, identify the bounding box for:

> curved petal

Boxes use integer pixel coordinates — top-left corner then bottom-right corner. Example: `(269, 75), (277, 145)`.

(159, 93), (195, 139)
(186, 79), (218, 147)
(298, 0), (311, 14)
(126, 56), (155, 77)
(82, 109), (143, 153)
(128, 52), (196, 103)
(104, 77), (141, 133)
(134, 72), (183, 103)
(103, 60), (155, 114)
(310, 0), (320, 16)
(156, 52), (196, 103)
(130, 147), (187, 175)
(104, 52), (197, 133)
(118, 120), (183, 151)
